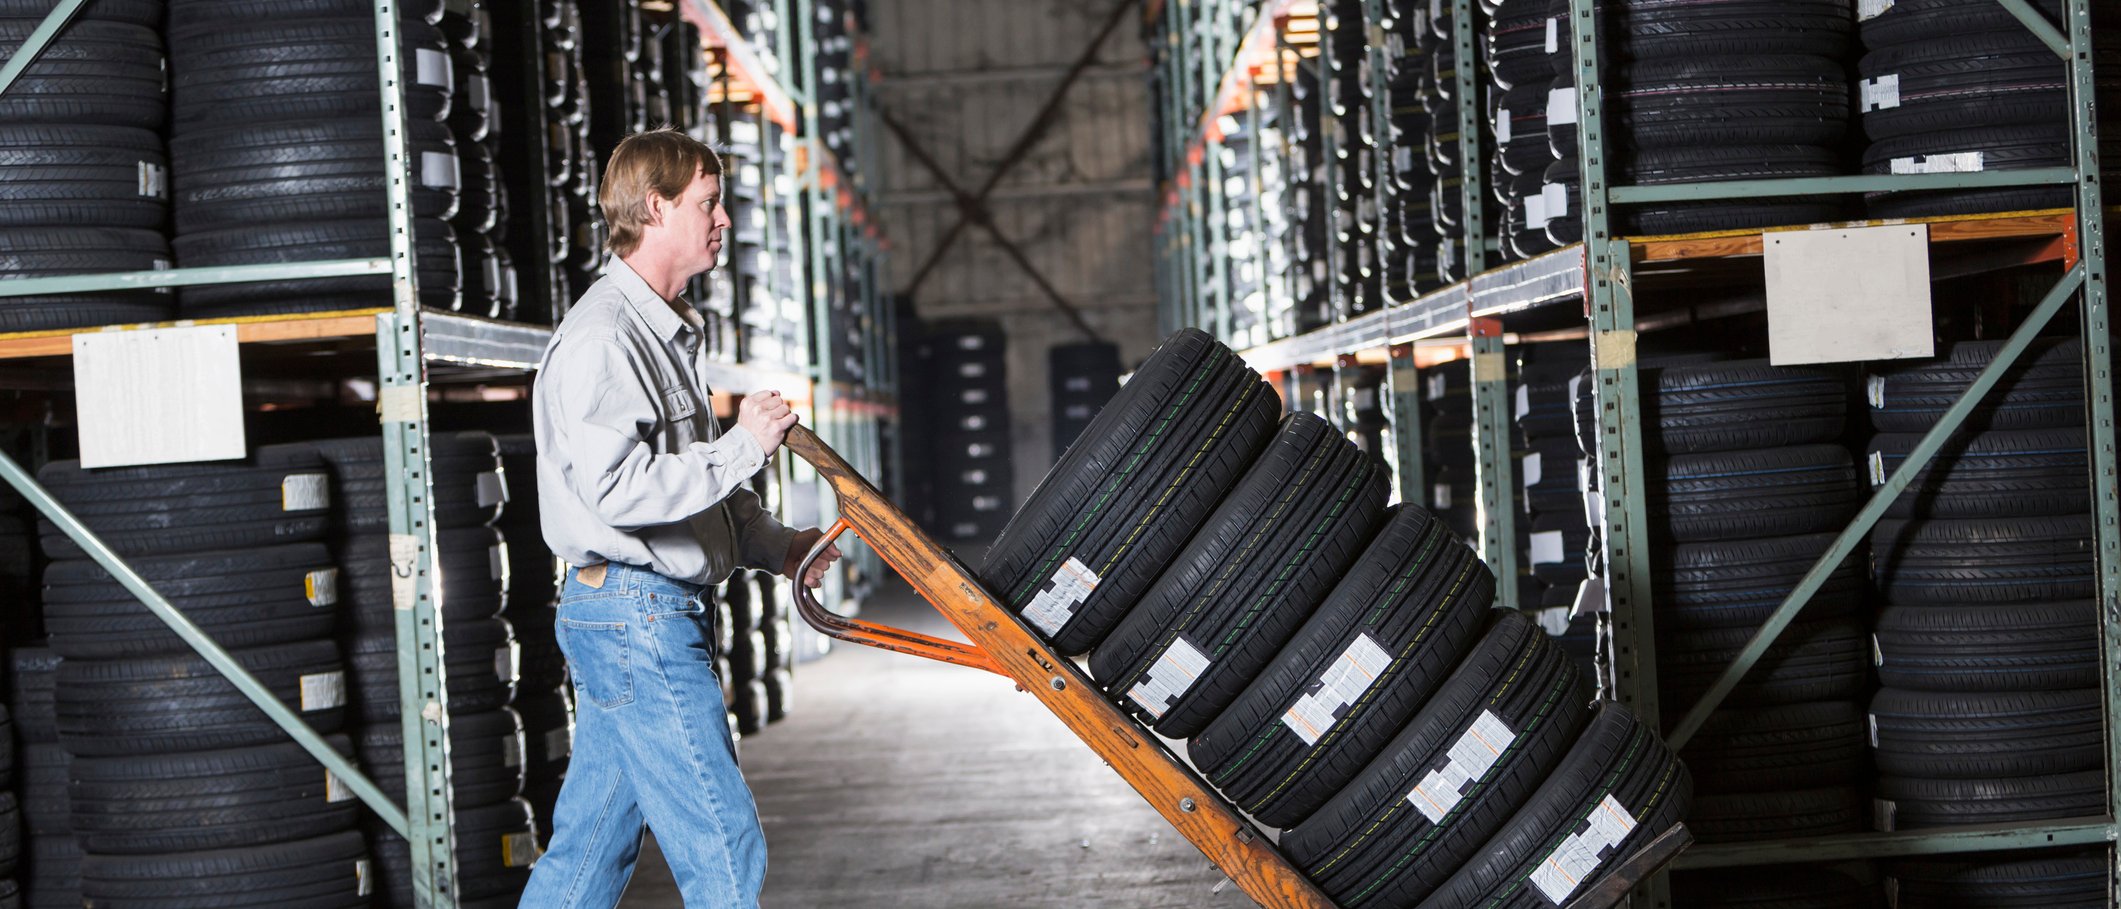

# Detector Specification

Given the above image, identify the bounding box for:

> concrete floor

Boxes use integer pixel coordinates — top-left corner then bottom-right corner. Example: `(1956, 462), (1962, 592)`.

(613, 574), (1259, 908)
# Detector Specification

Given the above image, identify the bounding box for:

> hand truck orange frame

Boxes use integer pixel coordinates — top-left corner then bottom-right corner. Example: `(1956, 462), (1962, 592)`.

(784, 426), (1689, 909)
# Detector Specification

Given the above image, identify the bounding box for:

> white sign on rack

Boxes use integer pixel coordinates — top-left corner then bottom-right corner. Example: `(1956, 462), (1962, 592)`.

(73, 325), (246, 468)
(1765, 225), (1934, 366)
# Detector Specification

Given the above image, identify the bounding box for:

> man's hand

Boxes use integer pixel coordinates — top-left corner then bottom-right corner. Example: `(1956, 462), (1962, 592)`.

(784, 527), (842, 589)
(737, 389), (799, 457)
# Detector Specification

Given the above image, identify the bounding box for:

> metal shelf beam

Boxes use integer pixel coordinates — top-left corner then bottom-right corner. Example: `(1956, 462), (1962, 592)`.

(0, 259), (392, 298)
(1676, 818), (2117, 870)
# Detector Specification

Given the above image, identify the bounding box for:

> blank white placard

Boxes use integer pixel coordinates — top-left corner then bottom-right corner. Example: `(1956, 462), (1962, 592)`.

(74, 326), (246, 468)
(1765, 225), (1935, 365)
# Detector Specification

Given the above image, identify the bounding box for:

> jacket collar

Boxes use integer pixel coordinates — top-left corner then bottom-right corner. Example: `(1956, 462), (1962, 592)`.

(606, 257), (691, 343)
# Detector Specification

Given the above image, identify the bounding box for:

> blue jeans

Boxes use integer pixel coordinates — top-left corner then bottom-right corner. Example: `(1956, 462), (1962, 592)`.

(517, 564), (765, 909)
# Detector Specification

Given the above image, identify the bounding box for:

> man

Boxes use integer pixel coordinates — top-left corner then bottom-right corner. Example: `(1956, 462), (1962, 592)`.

(521, 128), (840, 908)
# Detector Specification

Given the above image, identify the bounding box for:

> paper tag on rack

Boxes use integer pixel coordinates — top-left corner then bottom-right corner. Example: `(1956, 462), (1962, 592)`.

(1021, 557), (1100, 637)
(389, 533), (419, 610)
(1531, 795), (1639, 903)
(1891, 152), (1984, 174)
(1129, 637), (1211, 720)
(326, 770), (354, 803)
(1409, 710), (1517, 823)
(282, 474), (329, 512)
(1860, 74), (1902, 111)
(1281, 634), (1393, 745)
(137, 161), (166, 198)
(1531, 530), (1567, 566)
(1541, 182), (1568, 225)
(1858, 0), (1895, 20)
(502, 832), (541, 868)
(305, 568), (339, 607)
(1432, 483), (1453, 510)
(475, 470), (506, 508)
(1522, 452), (1544, 489)
(1867, 375), (1888, 409)
(1546, 86), (1579, 127)
(74, 325), (246, 468)
(502, 733), (523, 768)
(1545, 17), (1560, 53)
(414, 48), (452, 88)
(1868, 450), (1888, 486)
(300, 671), (346, 712)
(420, 151), (460, 191)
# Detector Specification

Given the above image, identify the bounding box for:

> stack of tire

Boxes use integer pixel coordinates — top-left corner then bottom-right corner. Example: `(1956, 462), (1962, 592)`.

(1218, 114), (1269, 348)
(1252, 104), (1303, 339)
(311, 433), (540, 908)
(1339, 365), (1390, 463)
(914, 320), (1013, 544)
(0, 0), (174, 331)
(1515, 344), (1595, 667)
(165, 0), (462, 317)
(1290, 58), (1334, 334)
(1855, 0), (2117, 219)
(1540, 0), (1582, 245)
(1887, 850), (2105, 908)
(1049, 341), (1122, 462)
(707, 113), (768, 362)
(544, 0), (607, 301)
(1633, 359), (1873, 846)
(483, 0), (568, 320)
(579, 0), (643, 165)
(31, 446), (370, 908)
(1486, 0), (1562, 260)
(1418, 4), (1473, 284)
(1384, 0), (1442, 299)
(1421, 358), (1534, 611)
(1602, 0), (1856, 233)
(12, 648), (57, 908)
(1864, 338), (2104, 841)
(983, 328), (1693, 907)
(493, 434), (572, 848)
(1325, 0), (1382, 317)
(441, 1), (518, 321)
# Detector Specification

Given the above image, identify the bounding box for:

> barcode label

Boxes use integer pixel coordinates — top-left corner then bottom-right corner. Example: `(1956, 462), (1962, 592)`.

(546, 727), (572, 761)
(1529, 794), (1639, 903)
(1021, 558), (1100, 637)
(1530, 530), (1567, 566)
(1522, 452), (1543, 489)
(1129, 637), (1211, 720)
(502, 733), (523, 768)
(1281, 634), (1393, 745)
(300, 671), (346, 712)
(502, 832), (541, 868)
(1409, 710), (1517, 823)
(1891, 152), (1984, 175)
(305, 568), (339, 607)
(326, 770), (354, 803)
(476, 470), (506, 508)
(1860, 74), (1902, 111)
(137, 161), (166, 198)
(282, 473), (330, 511)
(1545, 17), (1560, 53)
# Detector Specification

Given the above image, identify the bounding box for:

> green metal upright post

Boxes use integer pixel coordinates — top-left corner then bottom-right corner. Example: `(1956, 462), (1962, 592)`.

(1384, 343), (1427, 507)
(1471, 319), (1520, 609)
(1450, 0), (1487, 276)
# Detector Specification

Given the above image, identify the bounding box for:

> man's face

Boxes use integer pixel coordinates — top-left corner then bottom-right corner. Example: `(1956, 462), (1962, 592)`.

(653, 168), (731, 278)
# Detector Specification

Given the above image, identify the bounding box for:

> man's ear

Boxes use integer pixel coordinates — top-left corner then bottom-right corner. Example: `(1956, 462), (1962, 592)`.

(642, 191), (667, 229)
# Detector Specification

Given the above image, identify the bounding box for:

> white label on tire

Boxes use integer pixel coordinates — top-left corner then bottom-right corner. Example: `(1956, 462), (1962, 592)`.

(415, 47), (452, 88)
(1545, 17), (1559, 53)
(1869, 712), (1881, 747)
(1542, 182), (1568, 225)
(1409, 710), (1517, 823)
(1867, 450), (1888, 486)
(1530, 530), (1567, 566)
(1525, 192), (1550, 231)
(491, 542), (508, 583)
(305, 568), (339, 608)
(502, 733), (523, 768)
(137, 161), (166, 198)
(1129, 637), (1211, 720)
(1432, 483), (1452, 511)
(356, 858), (373, 897)
(1522, 452), (1544, 489)
(1021, 557), (1100, 637)
(1427, 372), (1448, 401)
(466, 73), (491, 113)
(1281, 633), (1393, 745)
(420, 151), (460, 191)
(1874, 797), (1897, 831)
(1867, 375), (1888, 409)
(1547, 87), (1579, 127)
(1858, 0), (1894, 20)
(1530, 794), (1639, 903)
(326, 769), (354, 803)
(546, 727), (573, 761)
(282, 473), (330, 512)
(1515, 384), (1532, 420)
(1891, 152), (1984, 175)
(1860, 74), (1901, 111)
(496, 642), (519, 683)
(475, 470), (506, 508)
(501, 831), (541, 868)
(1872, 633), (1885, 667)
(300, 671), (347, 712)
(1495, 109), (1512, 144)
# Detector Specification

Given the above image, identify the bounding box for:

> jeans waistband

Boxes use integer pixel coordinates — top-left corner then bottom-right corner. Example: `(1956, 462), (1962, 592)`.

(571, 562), (710, 597)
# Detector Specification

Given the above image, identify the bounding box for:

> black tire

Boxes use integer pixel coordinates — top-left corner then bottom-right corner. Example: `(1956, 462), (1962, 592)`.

(982, 329), (1279, 654)
(1871, 515), (2094, 604)
(42, 544), (340, 659)
(1867, 336), (2085, 433)
(1655, 532), (1864, 631)
(346, 615), (515, 721)
(35, 443), (331, 559)
(1619, 145), (1850, 234)
(0, 125), (167, 229)
(0, 0), (161, 24)
(1413, 701), (1691, 909)
(8, 648), (57, 747)
(1651, 444), (1861, 542)
(1190, 507), (1497, 828)
(1875, 772), (2105, 832)
(1516, 370), (1580, 445)
(1091, 413), (1389, 737)
(1869, 687), (2100, 780)
(26, 834), (80, 905)
(1615, 0), (1853, 61)
(1487, 4), (1553, 90)
(355, 707), (525, 809)
(1860, 0), (2060, 49)
(165, 0), (445, 31)
(726, 629), (767, 685)
(80, 830), (370, 908)
(514, 682), (574, 779)
(55, 640), (347, 756)
(67, 735), (359, 855)
(1874, 601), (2098, 691)
(367, 797), (536, 903)
(175, 217), (462, 315)
(171, 118), (459, 234)
(1496, 82), (1555, 176)
(1678, 701), (1866, 794)
(19, 744), (69, 836)
(0, 226), (173, 331)
(0, 20), (164, 129)
(1616, 56), (1849, 149)
(1284, 613), (1591, 906)
(0, 793), (19, 877)
(1857, 36), (2068, 141)
(337, 529), (507, 626)
(1521, 440), (1585, 516)
(169, 17), (452, 124)
(312, 431), (504, 532)
(1869, 426), (2089, 519)
(1659, 618), (1870, 709)
(1672, 866), (1877, 909)
(1860, 124), (2077, 219)
(1643, 359), (1849, 454)
(762, 666), (793, 722)
(732, 677), (769, 734)
(1686, 785), (1865, 844)
(1889, 849), (2105, 906)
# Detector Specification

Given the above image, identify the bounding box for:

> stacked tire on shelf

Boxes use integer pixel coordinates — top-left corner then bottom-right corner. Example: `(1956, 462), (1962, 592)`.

(911, 320), (1013, 544)
(1382, 0), (1442, 300)
(166, 0), (462, 317)
(1323, 0), (1382, 317)
(30, 446), (369, 908)
(1049, 341), (1121, 462)
(1514, 343), (1596, 670)
(1485, 0), (1563, 261)
(1290, 56), (1333, 334)
(0, 0), (174, 330)
(1864, 338), (2107, 905)
(494, 434), (573, 849)
(440, 1), (518, 321)
(310, 432), (540, 909)
(984, 329), (1692, 907)
(13, 648), (66, 908)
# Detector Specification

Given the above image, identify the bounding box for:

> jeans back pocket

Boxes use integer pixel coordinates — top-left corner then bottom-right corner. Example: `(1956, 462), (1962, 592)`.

(559, 618), (634, 709)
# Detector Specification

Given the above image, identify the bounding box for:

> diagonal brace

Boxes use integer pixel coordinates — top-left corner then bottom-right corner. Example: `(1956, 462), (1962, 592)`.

(0, 0), (86, 99)
(1666, 262), (2089, 750)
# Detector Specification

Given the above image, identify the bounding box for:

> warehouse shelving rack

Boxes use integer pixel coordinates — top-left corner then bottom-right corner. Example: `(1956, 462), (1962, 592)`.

(0, 0), (895, 905)
(1151, 0), (2121, 903)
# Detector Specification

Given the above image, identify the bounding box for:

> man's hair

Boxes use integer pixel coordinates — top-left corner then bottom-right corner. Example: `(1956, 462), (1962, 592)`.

(599, 128), (725, 258)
